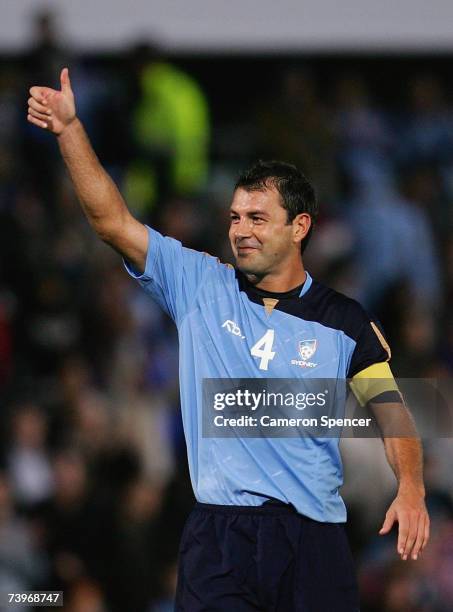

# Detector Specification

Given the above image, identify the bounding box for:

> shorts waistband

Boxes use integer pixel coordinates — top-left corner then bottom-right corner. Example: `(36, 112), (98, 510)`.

(194, 500), (299, 516)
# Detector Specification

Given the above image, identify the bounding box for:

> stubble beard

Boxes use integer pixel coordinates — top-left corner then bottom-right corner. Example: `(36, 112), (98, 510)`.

(234, 254), (268, 284)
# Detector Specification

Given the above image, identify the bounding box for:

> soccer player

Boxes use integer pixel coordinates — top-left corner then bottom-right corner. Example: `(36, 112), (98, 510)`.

(27, 69), (429, 612)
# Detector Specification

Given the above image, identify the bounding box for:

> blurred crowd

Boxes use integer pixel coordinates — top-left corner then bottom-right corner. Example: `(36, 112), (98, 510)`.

(1, 10), (453, 612)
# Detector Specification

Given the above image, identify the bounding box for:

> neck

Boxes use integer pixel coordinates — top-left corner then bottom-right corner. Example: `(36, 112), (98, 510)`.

(246, 262), (307, 293)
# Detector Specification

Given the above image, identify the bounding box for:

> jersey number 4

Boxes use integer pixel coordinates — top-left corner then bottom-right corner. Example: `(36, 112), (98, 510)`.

(251, 329), (275, 371)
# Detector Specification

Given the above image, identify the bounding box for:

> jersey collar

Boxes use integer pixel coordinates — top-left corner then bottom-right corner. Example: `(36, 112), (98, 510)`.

(236, 270), (312, 300)
(299, 272), (312, 297)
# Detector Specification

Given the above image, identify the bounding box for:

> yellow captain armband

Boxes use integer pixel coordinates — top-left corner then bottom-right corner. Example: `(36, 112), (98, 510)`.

(349, 362), (401, 407)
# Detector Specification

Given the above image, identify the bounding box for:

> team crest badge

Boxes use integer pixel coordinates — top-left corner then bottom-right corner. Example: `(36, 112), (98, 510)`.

(298, 339), (317, 361)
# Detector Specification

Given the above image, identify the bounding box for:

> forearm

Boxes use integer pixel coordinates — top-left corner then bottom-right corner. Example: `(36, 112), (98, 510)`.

(57, 118), (130, 240)
(380, 433), (429, 560)
(383, 436), (425, 495)
(370, 401), (425, 494)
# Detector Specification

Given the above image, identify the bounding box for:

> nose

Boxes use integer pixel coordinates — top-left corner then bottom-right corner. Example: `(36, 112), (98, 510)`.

(233, 217), (253, 240)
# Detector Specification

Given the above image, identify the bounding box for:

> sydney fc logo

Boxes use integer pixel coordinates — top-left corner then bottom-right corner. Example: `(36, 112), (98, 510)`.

(291, 339), (318, 368)
(299, 339), (317, 360)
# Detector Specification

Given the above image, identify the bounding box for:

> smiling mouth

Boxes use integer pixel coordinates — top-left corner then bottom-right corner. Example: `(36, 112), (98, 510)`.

(237, 246), (258, 254)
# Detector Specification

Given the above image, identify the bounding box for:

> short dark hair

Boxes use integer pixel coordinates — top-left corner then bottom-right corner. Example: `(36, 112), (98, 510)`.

(235, 160), (318, 253)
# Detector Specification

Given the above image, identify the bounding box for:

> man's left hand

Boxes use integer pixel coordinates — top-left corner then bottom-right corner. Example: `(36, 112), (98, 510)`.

(379, 487), (430, 560)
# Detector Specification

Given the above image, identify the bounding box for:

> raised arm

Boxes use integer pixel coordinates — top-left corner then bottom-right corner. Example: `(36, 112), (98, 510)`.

(27, 68), (148, 273)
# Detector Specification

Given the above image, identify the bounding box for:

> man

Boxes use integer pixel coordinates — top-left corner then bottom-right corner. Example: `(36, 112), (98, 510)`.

(28, 69), (429, 612)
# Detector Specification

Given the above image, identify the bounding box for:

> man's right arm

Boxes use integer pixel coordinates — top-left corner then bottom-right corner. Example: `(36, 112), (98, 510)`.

(27, 68), (148, 273)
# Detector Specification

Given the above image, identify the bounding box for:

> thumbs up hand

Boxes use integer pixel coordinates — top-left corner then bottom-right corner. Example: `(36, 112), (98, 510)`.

(27, 67), (76, 136)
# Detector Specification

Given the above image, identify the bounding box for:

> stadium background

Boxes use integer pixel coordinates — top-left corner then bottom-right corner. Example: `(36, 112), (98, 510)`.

(1, 3), (453, 611)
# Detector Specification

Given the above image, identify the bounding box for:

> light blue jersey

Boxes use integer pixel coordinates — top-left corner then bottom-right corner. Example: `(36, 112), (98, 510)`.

(125, 227), (389, 522)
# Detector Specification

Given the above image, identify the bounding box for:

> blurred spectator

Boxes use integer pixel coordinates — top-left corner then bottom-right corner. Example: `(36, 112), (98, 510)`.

(256, 67), (337, 201)
(149, 563), (178, 612)
(359, 514), (453, 612)
(0, 68), (21, 171)
(33, 450), (109, 591)
(398, 75), (453, 167)
(25, 272), (82, 375)
(347, 168), (441, 312)
(0, 290), (13, 386)
(0, 473), (47, 600)
(105, 478), (162, 612)
(24, 10), (70, 84)
(126, 44), (210, 213)
(22, 10), (71, 221)
(65, 577), (108, 612)
(334, 74), (394, 195)
(6, 403), (54, 509)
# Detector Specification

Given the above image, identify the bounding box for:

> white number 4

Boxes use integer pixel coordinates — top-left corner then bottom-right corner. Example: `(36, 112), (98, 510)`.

(251, 329), (275, 371)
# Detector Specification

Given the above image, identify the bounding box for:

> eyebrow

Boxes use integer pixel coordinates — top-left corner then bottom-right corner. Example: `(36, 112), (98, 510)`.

(229, 208), (270, 218)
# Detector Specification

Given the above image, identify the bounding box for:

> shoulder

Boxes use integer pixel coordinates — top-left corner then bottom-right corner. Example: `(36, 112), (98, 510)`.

(306, 280), (370, 341)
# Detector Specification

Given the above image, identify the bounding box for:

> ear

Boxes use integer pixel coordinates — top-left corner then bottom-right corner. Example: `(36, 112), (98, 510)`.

(292, 213), (311, 245)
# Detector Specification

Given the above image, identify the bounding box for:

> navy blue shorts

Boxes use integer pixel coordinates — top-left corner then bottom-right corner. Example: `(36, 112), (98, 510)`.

(175, 501), (360, 612)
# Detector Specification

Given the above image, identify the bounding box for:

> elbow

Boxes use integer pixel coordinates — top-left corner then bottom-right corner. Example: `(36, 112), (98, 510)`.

(96, 224), (120, 246)
(92, 214), (125, 245)
(95, 223), (114, 243)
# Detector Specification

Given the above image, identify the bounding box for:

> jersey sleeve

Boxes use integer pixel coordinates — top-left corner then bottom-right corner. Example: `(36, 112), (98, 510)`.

(349, 361), (402, 406)
(347, 309), (401, 405)
(123, 226), (213, 324)
(347, 313), (391, 379)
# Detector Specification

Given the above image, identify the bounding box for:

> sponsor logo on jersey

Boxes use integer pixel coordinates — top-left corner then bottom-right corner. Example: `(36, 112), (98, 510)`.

(291, 339), (318, 368)
(222, 320), (245, 339)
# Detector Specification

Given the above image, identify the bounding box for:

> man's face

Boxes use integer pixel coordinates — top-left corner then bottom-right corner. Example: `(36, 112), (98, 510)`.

(229, 186), (301, 278)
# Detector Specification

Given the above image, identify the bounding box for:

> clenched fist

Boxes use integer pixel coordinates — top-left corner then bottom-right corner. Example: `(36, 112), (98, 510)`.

(27, 67), (76, 135)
